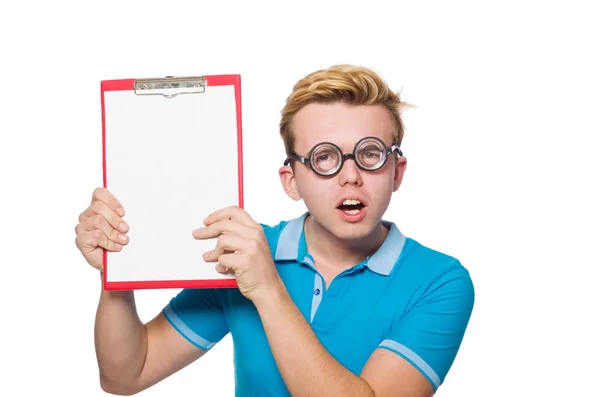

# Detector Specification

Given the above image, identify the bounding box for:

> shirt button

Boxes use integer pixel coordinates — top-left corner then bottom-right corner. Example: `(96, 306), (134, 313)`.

(314, 288), (321, 295)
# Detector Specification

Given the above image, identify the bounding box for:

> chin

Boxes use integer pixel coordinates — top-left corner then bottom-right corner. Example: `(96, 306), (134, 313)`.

(332, 227), (373, 241)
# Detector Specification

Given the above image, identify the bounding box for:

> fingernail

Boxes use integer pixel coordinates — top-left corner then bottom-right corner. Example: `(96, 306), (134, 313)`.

(118, 234), (128, 242)
(117, 207), (125, 216)
(120, 223), (128, 232)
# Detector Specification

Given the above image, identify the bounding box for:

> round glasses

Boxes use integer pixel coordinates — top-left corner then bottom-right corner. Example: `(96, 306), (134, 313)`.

(283, 136), (403, 177)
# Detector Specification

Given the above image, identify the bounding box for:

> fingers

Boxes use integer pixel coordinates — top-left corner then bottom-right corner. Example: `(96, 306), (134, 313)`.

(79, 187), (125, 222)
(203, 205), (257, 228)
(80, 199), (128, 236)
(75, 187), (129, 258)
(75, 229), (124, 253)
(215, 253), (244, 270)
(215, 262), (235, 274)
(92, 187), (126, 216)
(203, 234), (248, 262)
(77, 213), (129, 247)
(192, 218), (253, 240)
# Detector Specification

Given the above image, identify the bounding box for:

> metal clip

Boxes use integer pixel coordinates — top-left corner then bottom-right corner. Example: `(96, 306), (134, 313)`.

(134, 76), (206, 98)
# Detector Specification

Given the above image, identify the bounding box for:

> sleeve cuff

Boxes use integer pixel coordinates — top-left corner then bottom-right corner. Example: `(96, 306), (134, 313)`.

(163, 303), (217, 351)
(378, 339), (441, 391)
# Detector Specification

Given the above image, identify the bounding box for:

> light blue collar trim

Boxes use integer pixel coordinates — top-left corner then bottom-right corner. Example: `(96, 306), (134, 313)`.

(274, 212), (309, 261)
(274, 213), (406, 276)
(366, 221), (405, 276)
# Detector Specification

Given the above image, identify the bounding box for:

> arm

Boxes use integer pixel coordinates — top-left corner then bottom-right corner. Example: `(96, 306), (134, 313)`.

(94, 279), (207, 395)
(95, 279), (231, 395)
(75, 188), (217, 395)
(195, 207), (474, 396)
(255, 265), (474, 397)
(253, 284), (434, 397)
(254, 282), (377, 397)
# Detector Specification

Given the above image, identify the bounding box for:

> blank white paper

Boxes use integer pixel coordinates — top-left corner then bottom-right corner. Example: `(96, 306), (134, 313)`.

(103, 84), (240, 283)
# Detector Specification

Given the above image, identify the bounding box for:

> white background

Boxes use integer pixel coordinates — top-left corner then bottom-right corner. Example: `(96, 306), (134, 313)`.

(1, 1), (598, 396)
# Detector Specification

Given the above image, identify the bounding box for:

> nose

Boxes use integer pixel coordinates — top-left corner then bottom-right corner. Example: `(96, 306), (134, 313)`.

(337, 157), (363, 186)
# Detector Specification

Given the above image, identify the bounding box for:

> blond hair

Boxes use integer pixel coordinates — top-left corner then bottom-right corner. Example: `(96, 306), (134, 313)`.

(279, 64), (412, 155)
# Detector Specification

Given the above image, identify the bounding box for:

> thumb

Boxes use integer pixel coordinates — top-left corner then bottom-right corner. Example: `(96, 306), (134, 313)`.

(215, 263), (236, 275)
(215, 253), (241, 275)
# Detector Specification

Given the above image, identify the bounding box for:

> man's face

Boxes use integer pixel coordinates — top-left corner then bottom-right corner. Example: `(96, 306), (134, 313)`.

(280, 102), (407, 241)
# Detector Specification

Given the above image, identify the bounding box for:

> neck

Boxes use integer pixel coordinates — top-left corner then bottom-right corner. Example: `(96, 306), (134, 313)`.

(304, 215), (388, 269)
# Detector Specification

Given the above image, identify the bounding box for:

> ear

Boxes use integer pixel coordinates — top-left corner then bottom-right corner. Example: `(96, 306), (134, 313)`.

(393, 156), (407, 192)
(279, 165), (302, 201)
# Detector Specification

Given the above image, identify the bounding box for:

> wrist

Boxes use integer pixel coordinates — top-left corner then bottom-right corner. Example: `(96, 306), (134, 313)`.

(251, 277), (288, 310)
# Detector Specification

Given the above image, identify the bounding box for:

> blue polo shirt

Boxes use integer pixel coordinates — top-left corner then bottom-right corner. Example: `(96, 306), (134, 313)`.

(163, 213), (474, 395)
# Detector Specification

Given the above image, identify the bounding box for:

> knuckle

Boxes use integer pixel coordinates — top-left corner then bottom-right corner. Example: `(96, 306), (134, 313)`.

(92, 215), (107, 235)
(77, 232), (90, 249)
(91, 200), (103, 213)
(91, 214), (103, 228)
(252, 229), (263, 240)
(100, 215), (113, 234)
(106, 235), (115, 250)
(93, 229), (104, 241)
(75, 235), (86, 250)
(249, 239), (261, 252)
(108, 226), (119, 241)
(107, 240), (117, 251)
(93, 187), (105, 198)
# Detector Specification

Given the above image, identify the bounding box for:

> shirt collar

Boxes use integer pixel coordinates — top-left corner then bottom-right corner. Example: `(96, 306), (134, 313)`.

(274, 212), (406, 276)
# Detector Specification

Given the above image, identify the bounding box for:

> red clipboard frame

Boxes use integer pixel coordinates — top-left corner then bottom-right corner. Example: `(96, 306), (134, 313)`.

(100, 74), (243, 290)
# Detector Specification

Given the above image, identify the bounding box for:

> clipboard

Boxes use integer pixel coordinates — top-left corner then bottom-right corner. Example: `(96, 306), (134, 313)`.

(100, 74), (243, 290)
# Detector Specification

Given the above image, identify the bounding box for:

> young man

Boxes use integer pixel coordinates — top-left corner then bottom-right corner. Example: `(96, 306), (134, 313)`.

(75, 64), (475, 396)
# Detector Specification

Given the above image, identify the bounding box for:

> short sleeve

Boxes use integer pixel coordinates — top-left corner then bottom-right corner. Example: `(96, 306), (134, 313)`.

(162, 288), (229, 351)
(378, 264), (475, 391)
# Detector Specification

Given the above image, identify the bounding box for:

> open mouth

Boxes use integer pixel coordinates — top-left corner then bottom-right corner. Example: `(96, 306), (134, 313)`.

(337, 199), (365, 215)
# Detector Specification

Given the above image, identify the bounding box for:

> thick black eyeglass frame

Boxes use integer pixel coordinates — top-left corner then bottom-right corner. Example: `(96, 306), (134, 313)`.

(283, 136), (403, 177)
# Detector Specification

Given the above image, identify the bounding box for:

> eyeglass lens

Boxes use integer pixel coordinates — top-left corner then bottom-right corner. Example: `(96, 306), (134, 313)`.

(311, 138), (386, 174)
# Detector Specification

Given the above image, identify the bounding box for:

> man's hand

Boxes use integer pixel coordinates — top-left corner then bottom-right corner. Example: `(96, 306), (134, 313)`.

(75, 187), (130, 271)
(192, 206), (282, 302)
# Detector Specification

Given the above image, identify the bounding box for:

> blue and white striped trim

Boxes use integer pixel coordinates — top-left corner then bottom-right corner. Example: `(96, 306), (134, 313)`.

(163, 303), (216, 350)
(379, 339), (441, 390)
